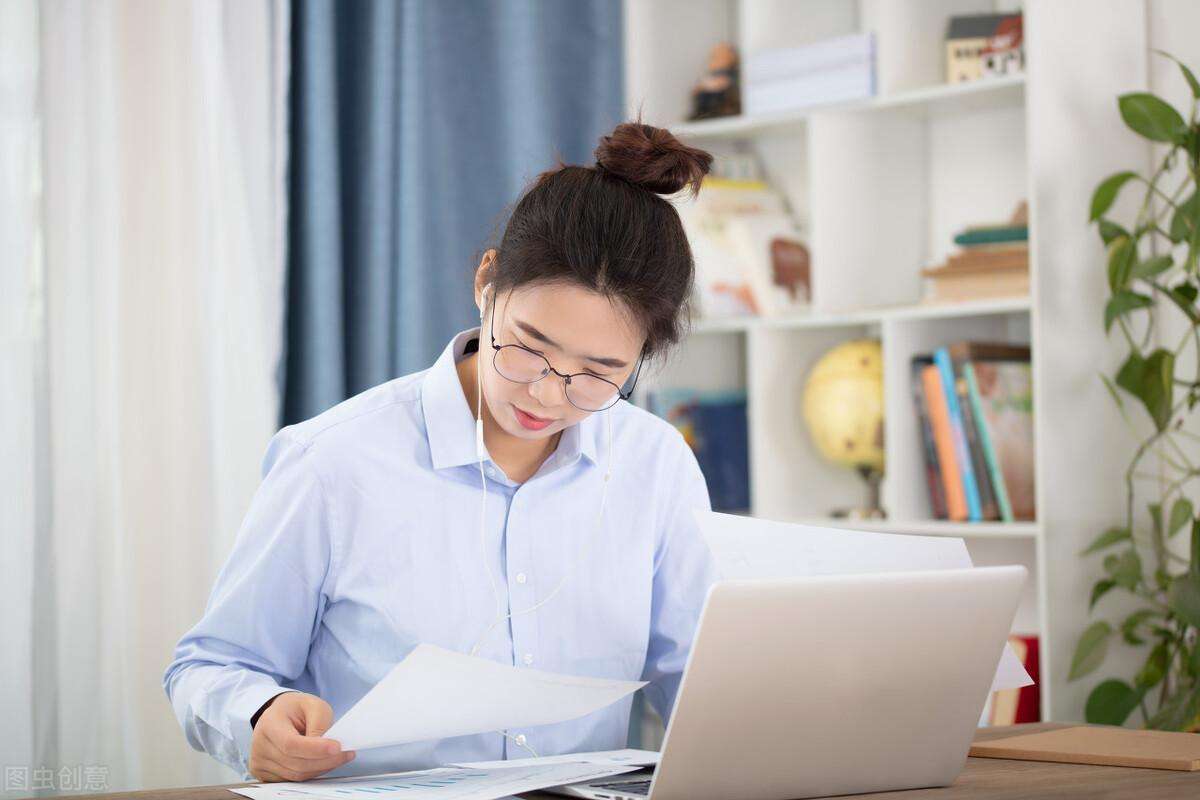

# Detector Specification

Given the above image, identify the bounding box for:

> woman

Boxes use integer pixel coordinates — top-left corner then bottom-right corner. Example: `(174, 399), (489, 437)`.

(163, 121), (718, 783)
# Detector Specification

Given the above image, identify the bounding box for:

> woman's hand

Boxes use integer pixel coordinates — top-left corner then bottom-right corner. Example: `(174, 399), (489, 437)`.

(249, 691), (356, 782)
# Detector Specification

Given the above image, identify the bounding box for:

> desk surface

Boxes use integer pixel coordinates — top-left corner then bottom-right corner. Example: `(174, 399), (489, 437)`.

(56, 723), (1200, 800)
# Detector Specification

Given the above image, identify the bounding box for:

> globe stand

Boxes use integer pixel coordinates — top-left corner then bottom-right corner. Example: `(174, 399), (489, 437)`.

(830, 465), (886, 520)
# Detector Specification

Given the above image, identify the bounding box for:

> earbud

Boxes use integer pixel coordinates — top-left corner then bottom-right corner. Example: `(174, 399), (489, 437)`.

(479, 284), (491, 321)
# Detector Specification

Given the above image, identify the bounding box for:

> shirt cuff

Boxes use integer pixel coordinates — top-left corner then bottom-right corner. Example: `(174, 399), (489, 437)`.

(229, 681), (295, 770)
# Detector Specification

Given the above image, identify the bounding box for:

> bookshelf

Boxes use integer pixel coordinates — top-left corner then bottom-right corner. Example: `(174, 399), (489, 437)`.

(625, 0), (1198, 737)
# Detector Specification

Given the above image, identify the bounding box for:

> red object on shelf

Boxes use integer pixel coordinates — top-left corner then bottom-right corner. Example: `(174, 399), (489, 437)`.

(1014, 634), (1041, 724)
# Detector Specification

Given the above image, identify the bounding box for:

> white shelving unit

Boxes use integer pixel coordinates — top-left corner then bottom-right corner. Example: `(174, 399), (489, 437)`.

(625, 0), (1200, 735)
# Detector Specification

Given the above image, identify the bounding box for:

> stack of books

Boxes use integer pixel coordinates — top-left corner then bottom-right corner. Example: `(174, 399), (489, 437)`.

(743, 32), (876, 116)
(922, 205), (1030, 302)
(911, 341), (1035, 522)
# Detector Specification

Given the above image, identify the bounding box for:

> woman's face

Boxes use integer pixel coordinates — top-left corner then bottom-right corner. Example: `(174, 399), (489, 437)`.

(477, 280), (645, 442)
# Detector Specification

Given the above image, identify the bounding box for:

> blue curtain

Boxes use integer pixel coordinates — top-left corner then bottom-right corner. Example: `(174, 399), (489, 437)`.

(283, 0), (625, 424)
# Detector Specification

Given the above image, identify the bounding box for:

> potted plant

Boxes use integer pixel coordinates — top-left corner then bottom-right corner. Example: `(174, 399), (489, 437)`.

(1070, 51), (1200, 731)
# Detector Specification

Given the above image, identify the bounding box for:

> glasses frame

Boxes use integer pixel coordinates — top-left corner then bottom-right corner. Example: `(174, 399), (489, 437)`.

(488, 301), (645, 412)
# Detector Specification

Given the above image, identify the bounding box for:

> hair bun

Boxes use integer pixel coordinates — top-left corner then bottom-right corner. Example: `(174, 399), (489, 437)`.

(594, 120), (713, 197)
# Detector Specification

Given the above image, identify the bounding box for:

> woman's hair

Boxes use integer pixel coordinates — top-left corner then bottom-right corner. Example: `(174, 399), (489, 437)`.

(484, 119), (714, 361)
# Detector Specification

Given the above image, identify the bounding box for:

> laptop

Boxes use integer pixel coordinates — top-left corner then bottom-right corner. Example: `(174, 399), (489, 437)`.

(547, 564), (1027, 800)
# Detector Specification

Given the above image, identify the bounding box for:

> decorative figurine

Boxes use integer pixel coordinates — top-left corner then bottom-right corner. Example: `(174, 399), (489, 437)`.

(689, 42), (741, 121)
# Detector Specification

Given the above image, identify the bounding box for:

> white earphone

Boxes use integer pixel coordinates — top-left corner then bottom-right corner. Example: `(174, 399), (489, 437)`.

(469, 284), (616, 758)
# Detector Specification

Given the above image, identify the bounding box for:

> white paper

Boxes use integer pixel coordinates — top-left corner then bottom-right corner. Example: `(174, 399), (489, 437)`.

(693, 510), (1034, 692)
(324, 643), (646, 751)
(449, 748), (660, 770)
(229, 762), (641, 800)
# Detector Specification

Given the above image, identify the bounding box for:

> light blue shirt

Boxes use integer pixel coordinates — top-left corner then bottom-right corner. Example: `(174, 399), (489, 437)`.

(163, 327), (718, 778)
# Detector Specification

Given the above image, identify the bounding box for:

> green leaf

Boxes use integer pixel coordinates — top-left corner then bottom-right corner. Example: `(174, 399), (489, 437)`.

(1121, 608), (1159, 645)
(1132, 254), (1173, 281)
(1154, 50), (1200, 99)
(1119, 92), (1188, 143)
(1106, 236), (1135, 291)
(1169, 192), (1197, 244)
(1098, 218), (1129, 245)
(1115, 349), (1175, 432)
(1070, 620), (1113, 681)
(1167, 573), (1200, 628)
(1105, 291), (1154, 332)
(1168, 499), (1193, 537)
(1106, 548), (1143, 591)
(1090, 579), (1117, 611)
(1082, 526), (1131, 555)
(1146, 687), (1200, 730)
(1162, 282), (1200, 324)
(1191, 643), (1200, 678)
(1135, 641), (1170, 689)
(1156, 567), (1172, 591)
(1085, 678), (1143, 725)
(1193, 519), (1200, 572)
(1090, 172), (1139, 221)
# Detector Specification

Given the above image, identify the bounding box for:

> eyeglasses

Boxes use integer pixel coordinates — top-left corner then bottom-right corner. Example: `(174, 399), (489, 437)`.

(488, 302), (644, 412)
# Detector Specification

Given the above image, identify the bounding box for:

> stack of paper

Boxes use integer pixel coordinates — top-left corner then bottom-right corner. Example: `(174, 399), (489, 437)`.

(230, 761), (643, 800)
(743, 33), (876, 115)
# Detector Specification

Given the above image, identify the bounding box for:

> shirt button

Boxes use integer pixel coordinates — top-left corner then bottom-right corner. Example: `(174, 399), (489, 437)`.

(523, 653), (534, 665)
(515, 734), (527, 745)
(516, 572), (527, 584)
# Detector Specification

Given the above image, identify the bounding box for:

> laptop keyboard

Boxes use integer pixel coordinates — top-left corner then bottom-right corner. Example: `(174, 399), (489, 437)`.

(589, 779), (651, 797)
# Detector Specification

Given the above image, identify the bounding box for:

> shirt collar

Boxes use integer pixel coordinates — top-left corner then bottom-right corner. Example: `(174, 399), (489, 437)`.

(420, 326), (600, 471)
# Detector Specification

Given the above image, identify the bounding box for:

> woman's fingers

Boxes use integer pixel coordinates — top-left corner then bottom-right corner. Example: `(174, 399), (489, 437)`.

(261, 722), (355, 773)
(248, 691), (354, 782)
(255, 744), (354, 783)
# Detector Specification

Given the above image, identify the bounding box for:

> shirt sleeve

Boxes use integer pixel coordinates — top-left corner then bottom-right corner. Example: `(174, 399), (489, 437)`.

(639, 430), (720, 724)
(162, 430), (335, 776)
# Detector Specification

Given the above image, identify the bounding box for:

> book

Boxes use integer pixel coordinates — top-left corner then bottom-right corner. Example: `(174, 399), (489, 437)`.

(744, 62), (875, 115)
(673, 177), (791, 319)
(647, 388), (750, 513)
(945, 245), (1028, 271)
(921, 262), (1029, 303)
(966, 362), (1014, 522)
(921, 364), (968, 521)
(725, 213), (810, 315)
(970, 361), (1036, 520)
(911, 357), (948, 519)
(955, 368), (999, 520)
(935, 348), (983, 521)
(948, 341), (1032, 362)
(953, 225), (1029, 246)
(744, 32), (875, 84)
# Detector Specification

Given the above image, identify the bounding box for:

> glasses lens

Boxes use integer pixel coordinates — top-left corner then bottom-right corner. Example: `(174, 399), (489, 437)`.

(494, 346), (549, 383)
(565, 374), (621, 412)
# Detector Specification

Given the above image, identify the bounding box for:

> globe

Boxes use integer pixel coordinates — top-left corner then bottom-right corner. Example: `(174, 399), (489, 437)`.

(802, 339), (885, 473)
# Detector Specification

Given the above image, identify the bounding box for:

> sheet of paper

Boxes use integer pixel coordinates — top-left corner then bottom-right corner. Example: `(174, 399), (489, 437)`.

(693, 510), (1033, 692)
(230, 762), (641, 800)
(448, 747), (660, 770)
(324, 643), (646, 751)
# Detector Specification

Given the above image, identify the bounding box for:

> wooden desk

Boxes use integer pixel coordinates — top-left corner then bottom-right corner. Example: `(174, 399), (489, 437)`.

(52, 723), (1200, 800)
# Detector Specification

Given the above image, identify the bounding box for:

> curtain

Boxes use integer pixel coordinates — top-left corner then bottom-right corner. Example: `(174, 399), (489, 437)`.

(283, 0), (626, 423)
(0, 0), (43, 782)
(2, 0), (290, 791)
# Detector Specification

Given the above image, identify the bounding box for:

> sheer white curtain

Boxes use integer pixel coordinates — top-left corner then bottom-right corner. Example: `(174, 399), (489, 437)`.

(2, 0), (289, 791)
(0, 0), (44, 781)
